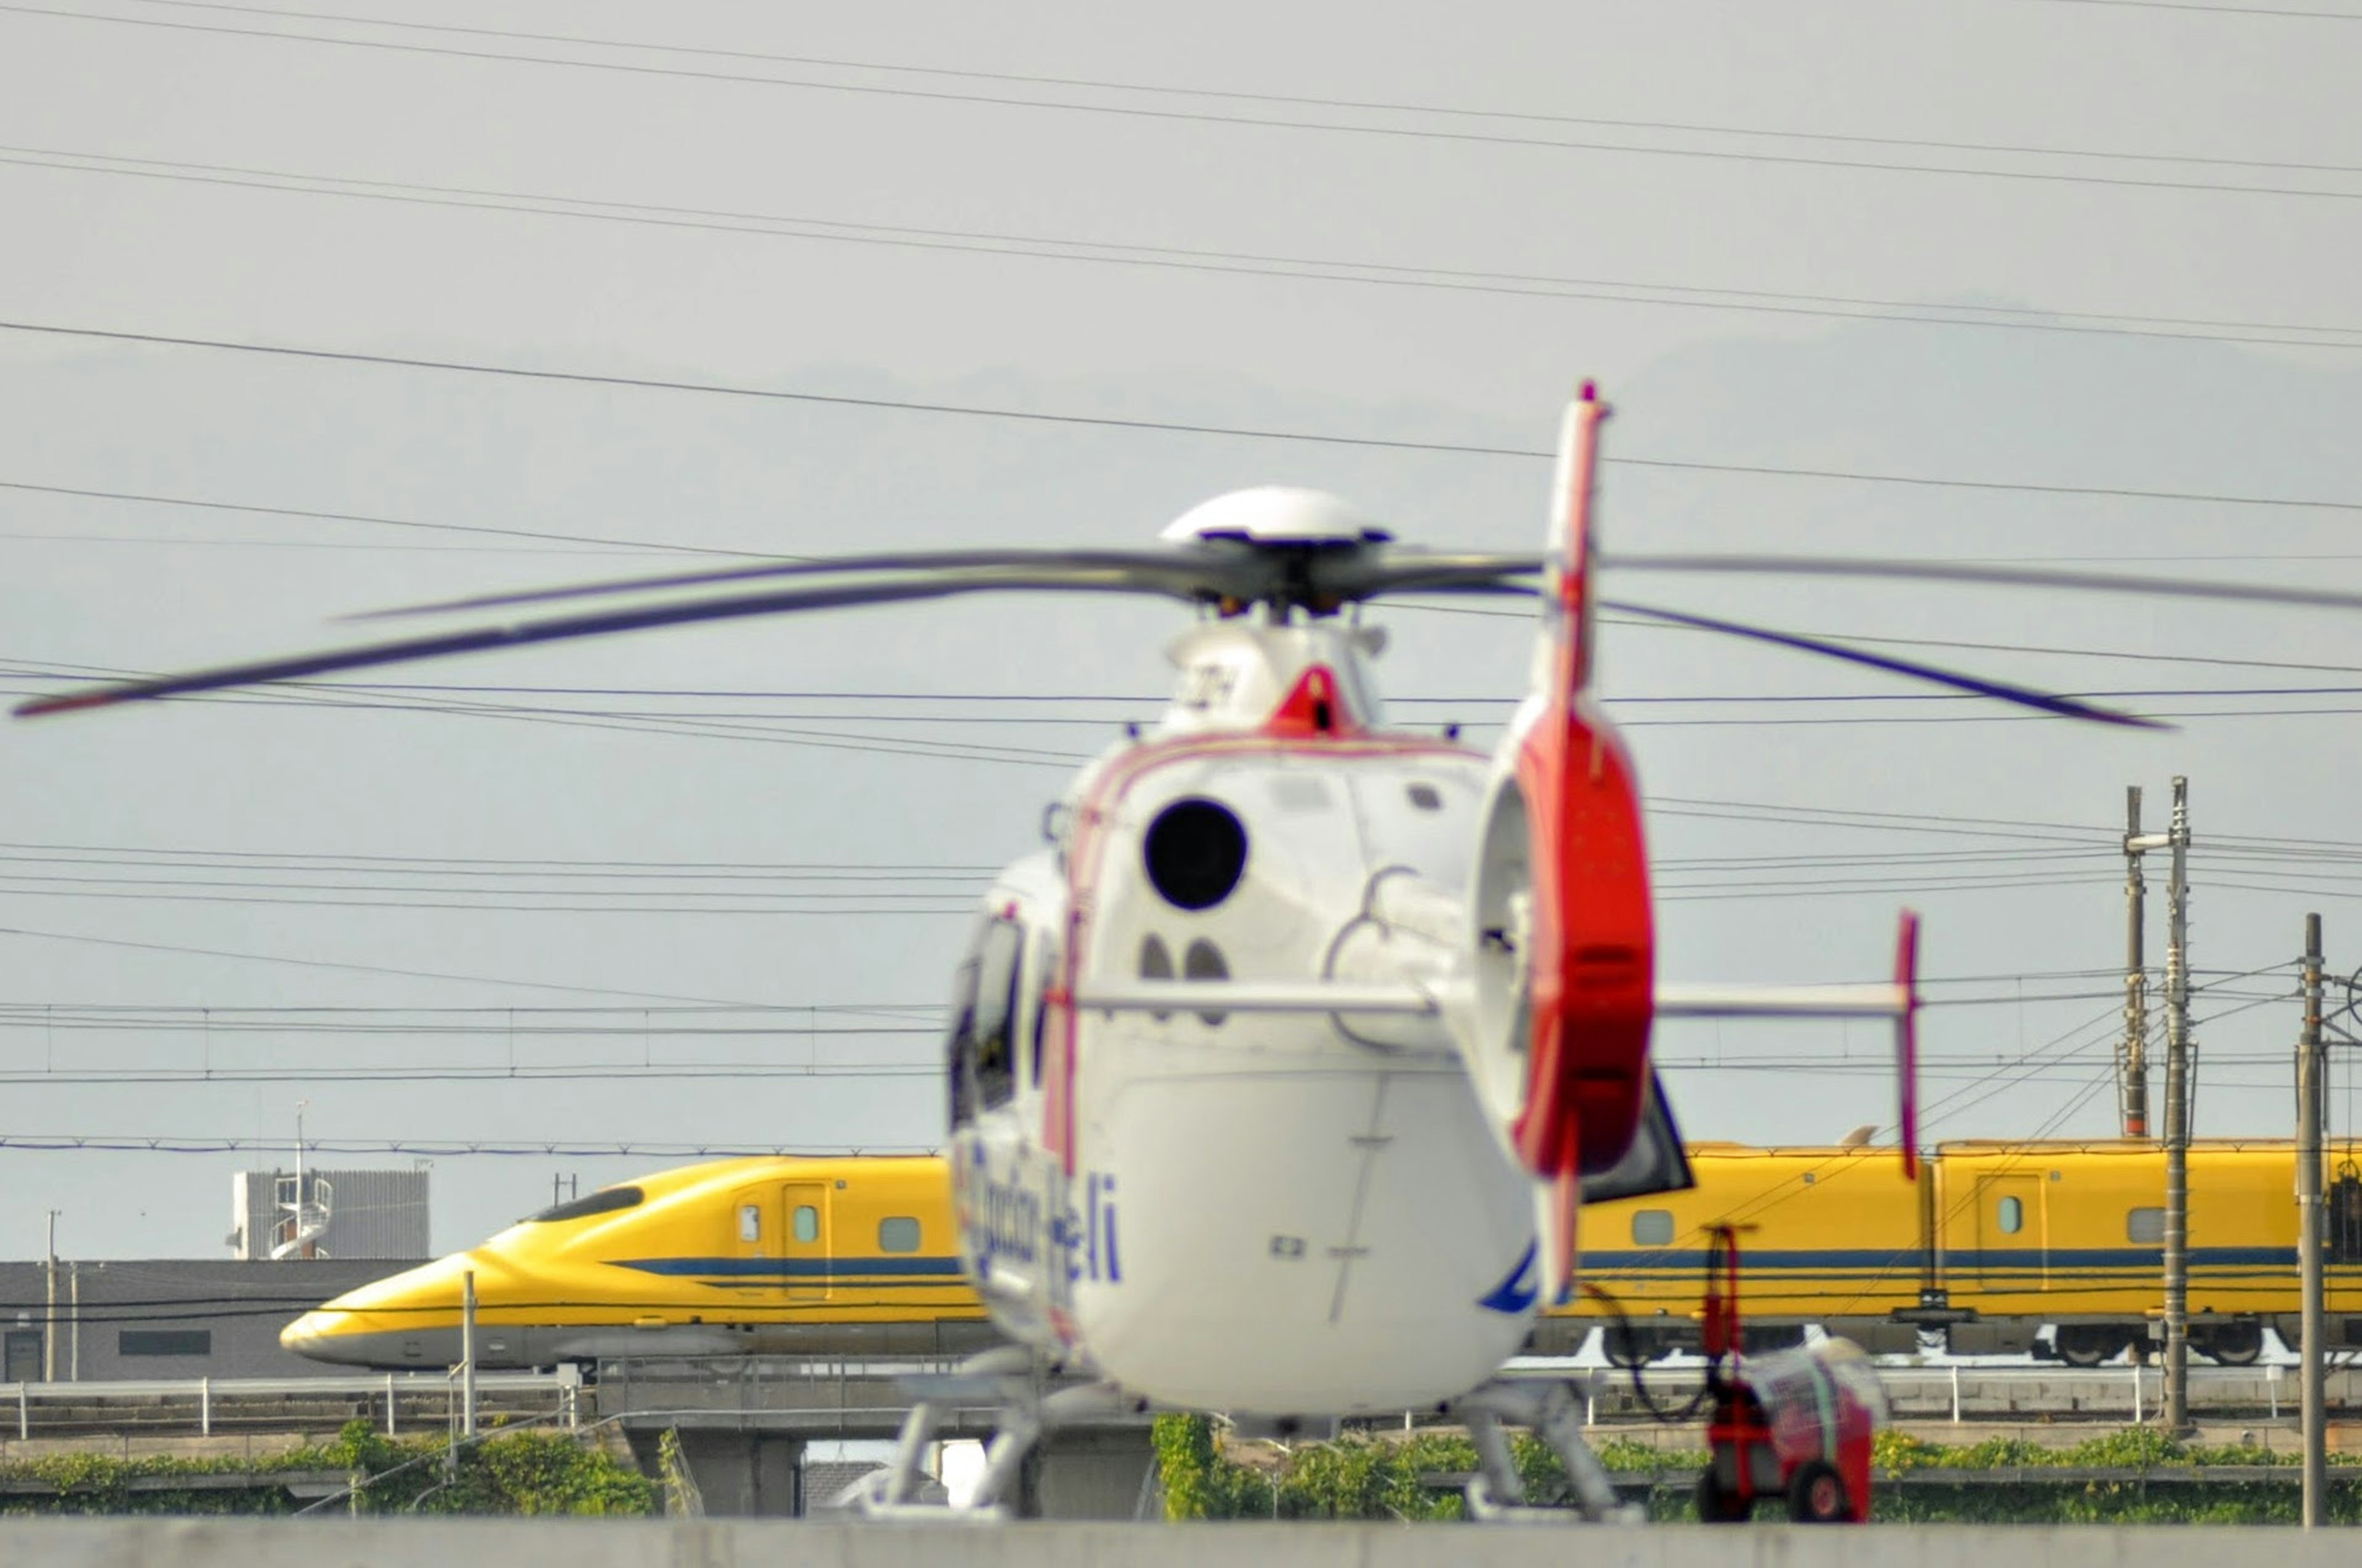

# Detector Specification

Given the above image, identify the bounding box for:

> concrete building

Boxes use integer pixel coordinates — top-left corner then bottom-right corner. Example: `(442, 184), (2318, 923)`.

(228, 1168), (431, 1260)
(1, 1258), (419, 1382)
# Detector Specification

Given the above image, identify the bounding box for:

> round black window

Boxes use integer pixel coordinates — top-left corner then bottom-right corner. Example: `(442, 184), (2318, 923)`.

(1142, 798), (1248, 911)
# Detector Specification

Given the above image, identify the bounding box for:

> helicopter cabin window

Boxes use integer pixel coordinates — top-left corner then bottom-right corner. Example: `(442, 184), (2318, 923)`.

(793, 1204), (820, 1244)
(946, 917), (1024, 1126)
(878, 1216), (922, 1254)
(2127, 1206), (2165, 1244)
(1631, 1210), (1674, 1246)
(1028, 931), (1059, 1091)
(1997, 1196), (2026, 1235)
(738, 1204), (761, 1243)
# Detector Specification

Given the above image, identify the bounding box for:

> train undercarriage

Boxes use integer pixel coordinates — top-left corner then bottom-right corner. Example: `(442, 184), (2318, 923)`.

(1560, 1313), (2312, 1367)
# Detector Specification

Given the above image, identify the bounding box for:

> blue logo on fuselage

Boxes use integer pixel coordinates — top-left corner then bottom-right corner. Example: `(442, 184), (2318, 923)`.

(1477, 1240), (1540, 1315)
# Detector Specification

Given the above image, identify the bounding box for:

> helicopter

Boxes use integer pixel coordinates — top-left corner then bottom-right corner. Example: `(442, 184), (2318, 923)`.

(24, 383), (2362, 1521)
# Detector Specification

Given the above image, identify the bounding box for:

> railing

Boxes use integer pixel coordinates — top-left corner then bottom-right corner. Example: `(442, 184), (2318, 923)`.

(1543, 1360), (2361, 1426)
(1, 1368), (579, 1441)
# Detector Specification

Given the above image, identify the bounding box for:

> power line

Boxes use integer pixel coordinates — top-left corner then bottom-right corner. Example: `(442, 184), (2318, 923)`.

(2030, 0), (2362, 18)
(102, 0), (2362, 164)
(0, 923), (785, 1004)
(11, 143), (2361, 351)
(0, 317), (1537, 456)
(0, 1134), (939, 1156)
(0, 477), (768, 557)
(8, 319), (2362, 517)
(0, 1064), (940, 1084)
(13, 3), (2361, 203)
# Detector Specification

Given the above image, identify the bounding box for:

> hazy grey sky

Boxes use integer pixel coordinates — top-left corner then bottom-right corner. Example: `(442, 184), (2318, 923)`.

(2, 0), (2360, 1257)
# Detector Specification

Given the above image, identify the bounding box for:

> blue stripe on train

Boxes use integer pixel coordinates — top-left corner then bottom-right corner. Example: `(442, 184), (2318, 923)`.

(609, 1256), (966, 1278)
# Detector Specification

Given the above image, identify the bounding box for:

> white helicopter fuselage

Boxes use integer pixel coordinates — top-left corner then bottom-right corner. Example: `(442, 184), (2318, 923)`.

(947, 616), (1541, 1417)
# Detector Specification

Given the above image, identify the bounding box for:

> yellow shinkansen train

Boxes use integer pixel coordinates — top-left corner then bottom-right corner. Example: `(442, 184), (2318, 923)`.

(1569, 1138), (2362, 1366)
(287, 1140), (2362, 1371)
(282, 1156), (995, 1369)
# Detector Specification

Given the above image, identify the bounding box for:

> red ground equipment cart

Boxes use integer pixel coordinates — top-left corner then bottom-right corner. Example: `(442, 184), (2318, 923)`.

(1693, 1225), (1887, 1524)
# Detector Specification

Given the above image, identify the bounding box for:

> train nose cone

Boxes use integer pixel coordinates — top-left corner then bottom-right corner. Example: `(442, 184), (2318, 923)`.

(280, 1310), (346, 1363)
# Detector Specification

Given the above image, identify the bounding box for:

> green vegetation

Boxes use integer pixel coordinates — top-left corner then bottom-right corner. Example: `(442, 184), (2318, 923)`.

(1153, 1412), (1625, 1521)
(1153, 1413), (2362, 1524)
(0, 1420), (656, 1516)
(1871, 1427), (2362, 1524)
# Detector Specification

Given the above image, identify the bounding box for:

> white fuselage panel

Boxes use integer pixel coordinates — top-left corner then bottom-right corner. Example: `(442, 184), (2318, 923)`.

(950, 712), (1541, 1418)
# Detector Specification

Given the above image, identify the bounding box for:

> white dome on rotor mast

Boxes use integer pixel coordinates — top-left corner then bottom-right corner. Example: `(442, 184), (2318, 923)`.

(1150, 490), (1395, 736)
(1159, 487), (1392, 547)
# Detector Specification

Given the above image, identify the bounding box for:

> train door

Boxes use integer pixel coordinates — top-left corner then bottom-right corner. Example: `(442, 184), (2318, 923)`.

(784, 1179), (830, 1302)
(1974, 1172), (2046, 1289)
(732, 1184), (785, 1301)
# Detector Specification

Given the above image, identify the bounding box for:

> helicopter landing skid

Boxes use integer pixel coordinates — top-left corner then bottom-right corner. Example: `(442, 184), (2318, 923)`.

(849, 1347), (1135, 1521)
(1452, 1377), (1642, 1525)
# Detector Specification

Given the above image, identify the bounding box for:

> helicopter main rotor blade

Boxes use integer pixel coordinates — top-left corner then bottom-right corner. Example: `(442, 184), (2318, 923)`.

(1598, 599), (2166, 728)
(13, 565), (1211, 718)
(1599, 553), (2362, 613)
(351, 547), (1273, 620)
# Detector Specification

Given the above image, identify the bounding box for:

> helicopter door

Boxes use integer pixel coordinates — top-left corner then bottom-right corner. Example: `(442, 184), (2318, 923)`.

(783, 1180), (829, 1302)
(1974, 1172), (2046, 1290)
(947, 918), (1024, 1128)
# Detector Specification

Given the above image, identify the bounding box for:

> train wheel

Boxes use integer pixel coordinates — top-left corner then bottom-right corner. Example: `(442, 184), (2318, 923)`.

(1604, 1328), (1669, 1369)
(2197, 1323), (2265, 1366)
(2056, 1327), (2125, 1367)
(1695, 1470), (1751, 1524)
(1787, 1460), (1850, 1524)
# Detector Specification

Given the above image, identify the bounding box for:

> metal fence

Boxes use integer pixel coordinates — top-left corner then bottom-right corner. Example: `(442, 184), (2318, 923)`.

(1567, 1361), (2362, 1425)
(1, 1367), (579, 1440)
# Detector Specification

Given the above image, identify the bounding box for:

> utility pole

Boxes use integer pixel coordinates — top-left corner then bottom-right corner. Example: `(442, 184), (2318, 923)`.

(41, 1211), (58, 1384)
(2298, 913), (2326, 1528)
(293, 1099), (309, 1260)
(2160, 776), (2193, 1435)
(460, 1268), (478, 1439)
(2120, 787), (2153, 1138)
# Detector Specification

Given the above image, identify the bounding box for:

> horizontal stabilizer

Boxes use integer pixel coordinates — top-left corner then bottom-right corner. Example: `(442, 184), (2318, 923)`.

(1071, 981), (1437, 1016)
(1074, 979), (1915, 1022)
(1652, 983), (1914, 1021)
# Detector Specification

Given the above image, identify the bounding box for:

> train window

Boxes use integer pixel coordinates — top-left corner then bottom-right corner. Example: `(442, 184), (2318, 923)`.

(2128, 1207), (2165, 1244)
(2332, 1169), (2362, 1264)
(947, 918), (1024, 1125)
(738, 1204), (761, 1243)
(879, 1216), (922, 1254)
(793, 1204), (820, 1244)
(1631, 1210), (1674, 1246)
(528, 1185), (643, 1224)
(1998, 1196), (2024, 1235)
